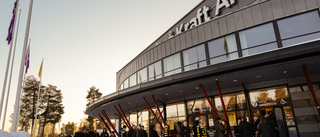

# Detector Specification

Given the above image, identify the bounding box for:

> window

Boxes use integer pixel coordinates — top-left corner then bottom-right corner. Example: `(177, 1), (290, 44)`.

(130, 112), (137, 126)
(163, 53), (181, 77)
(148, 61), (162, 81)
(214, 92), (247, 127)
(119, 83), (124, 90)
(208, 34), (238, 64)
(150, 107), (164, 136)
(239, 23), (277, 56)
(183, 44), (207, 71)
(138, 67), (148, 84)
(123, 79), (129, 89)
(166, 102), (185, 130)
(138, 110), (149, 133)
(278, 11), (320, 47)
(129, 74), (137, 87)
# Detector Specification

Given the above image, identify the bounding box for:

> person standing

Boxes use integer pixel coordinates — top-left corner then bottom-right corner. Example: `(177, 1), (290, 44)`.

(88, 128), (96, 137)
(164, 120), (171, 137)
(149, 125), (158, 137)
(141, 125), (148, 137)
(128, 124), (136, 137)
(101, 128), (109, 137)
(258, 118), (274, 137)
(121, 125), (127, 137)
(74, 128), (85, 137)
(239, 118), (254, 137)
(177, 121), (186, 137)
(136, 124), (143, 137)
(182, 121), (190, 137)
(193, 117), (206, 137)
(214, 118), (226, 137)
(95, 130), (101, 137)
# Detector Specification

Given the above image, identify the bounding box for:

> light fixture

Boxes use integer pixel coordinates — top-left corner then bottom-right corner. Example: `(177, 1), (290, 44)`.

(179, 90), (183, 92)
(129, 103), (131, 104)
(233, 80), (237, 82)
(283, 71), (287, 74)
(256, 75), (262, 78)
(165, 93), (169, 95)
(195, 87), (199, 90)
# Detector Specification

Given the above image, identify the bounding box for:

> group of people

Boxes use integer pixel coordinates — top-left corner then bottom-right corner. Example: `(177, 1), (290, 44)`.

(236, 111), (279, 137)
(75, 111), (278, 137)
(74, 128), (116, 137)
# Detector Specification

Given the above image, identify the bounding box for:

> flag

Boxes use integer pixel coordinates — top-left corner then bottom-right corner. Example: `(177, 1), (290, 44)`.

(224, 37), (229, 57)
(153, 66), (156, 80)
(25, 40), (30, 73)
(38, 60), (43, 78)
(139, 72), (142, 83)
(6, 0), (18, 45)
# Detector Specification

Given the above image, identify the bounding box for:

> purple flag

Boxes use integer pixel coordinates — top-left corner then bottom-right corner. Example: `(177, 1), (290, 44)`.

(6, 0), (18, 45)
(25, 43), (30, 73)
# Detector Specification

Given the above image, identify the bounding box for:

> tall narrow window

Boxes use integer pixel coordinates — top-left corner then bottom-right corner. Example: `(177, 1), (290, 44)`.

(183, 44), (207, 71)
(129, 73), (137, 87)
(148, 61), (162, 81)
(138, 67), (147, 84)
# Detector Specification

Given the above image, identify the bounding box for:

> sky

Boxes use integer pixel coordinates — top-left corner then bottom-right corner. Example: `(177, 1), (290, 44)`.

(0, 0), (202, 132)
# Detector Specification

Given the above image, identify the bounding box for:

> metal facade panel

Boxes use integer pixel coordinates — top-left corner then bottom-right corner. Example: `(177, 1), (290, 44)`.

(318, 0), (320, 6)
(226, 14), (236, 33)
(186, 31), (193, 48)
(146, 50), (150, 65)
(161, 43), (166, 58)
(234, 10), (244, 31)
(170, 38), (175, 54)
(294, 107), (316, 116)
(198, 26), (205, 43)
(150, 49), (154, 63)
(293, 0), (307, 13)
(192, 29), (199, 46)
(297, 123), (320, 132)
(281, 0), (296, 16)
(242, 8), (254, 28)
(180, 33), (187, 50)
(218, 17), (227, 36)
(157, 46), (162, 60)
(261, 1), (274, 22)
(211, 20), (220, 39)
(165, 41), (171, 56)
(251, 5), (263, 25)
(204, 23), (213, 41)
(271, 0), (284, 19)
(153, 48), (157, 62)
(305, 0), (318, 10)
(175, 35), (181, 52)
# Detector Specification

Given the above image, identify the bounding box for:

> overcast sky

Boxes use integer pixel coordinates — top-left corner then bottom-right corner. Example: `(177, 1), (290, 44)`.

(0, 0), (202, 131)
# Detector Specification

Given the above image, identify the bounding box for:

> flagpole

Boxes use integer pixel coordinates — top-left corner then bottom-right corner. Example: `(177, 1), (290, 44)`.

(11, 0), (34, 132)
(1, 9), (22, 131)
(33, 58), (44, 137)
(0, 0), (20, 125)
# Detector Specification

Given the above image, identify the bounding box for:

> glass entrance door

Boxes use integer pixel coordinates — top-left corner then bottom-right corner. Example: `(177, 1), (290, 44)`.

(273, 106), (288, 137)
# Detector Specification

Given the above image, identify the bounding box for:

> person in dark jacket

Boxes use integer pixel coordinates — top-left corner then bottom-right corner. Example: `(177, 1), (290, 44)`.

(101, 128), (109, 137)
(74, 128), (85, 137)
(182, 121), (190, 137)
(239, 118), (254, 137)
(258, 118), (274, 137)
(87, 128), (96, 137)
(141, 125), (147, 137)
(265, 111), (277, 137)
(164, 120), (171, 137)
(121, 125), (127, 137)
(214, 118), (226, 137)
(95, 130), (101, 137)
(177, 121), (186, 137)
(149, 125), (158, 137)
(128, 124), (136, 137)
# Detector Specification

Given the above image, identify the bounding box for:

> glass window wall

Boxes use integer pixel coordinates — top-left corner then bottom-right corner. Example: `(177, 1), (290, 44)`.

(166, 102), (185, 131)
(208, 34), (238, 64)
(214, 92), (248, 127)
(239, 23), (277, 56)
(163, 53), (181, 77)
(150, 107), (164, 136)
(123, 79), (129, 89)
(138, 110), (149, 133)
(277, 11), (320, 47)
(183, 44), (207, 71)
(130, 112), (137, 126)
(148, 61), (162, 81)
(138, 67), (148, 84)
(129, 73), (137, 87)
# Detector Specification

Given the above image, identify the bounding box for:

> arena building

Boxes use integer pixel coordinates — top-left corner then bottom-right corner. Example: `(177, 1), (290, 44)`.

(86, 0), (320, 137)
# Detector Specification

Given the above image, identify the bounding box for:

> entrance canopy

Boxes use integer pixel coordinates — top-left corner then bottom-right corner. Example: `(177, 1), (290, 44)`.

(86, 40), (320, 119)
